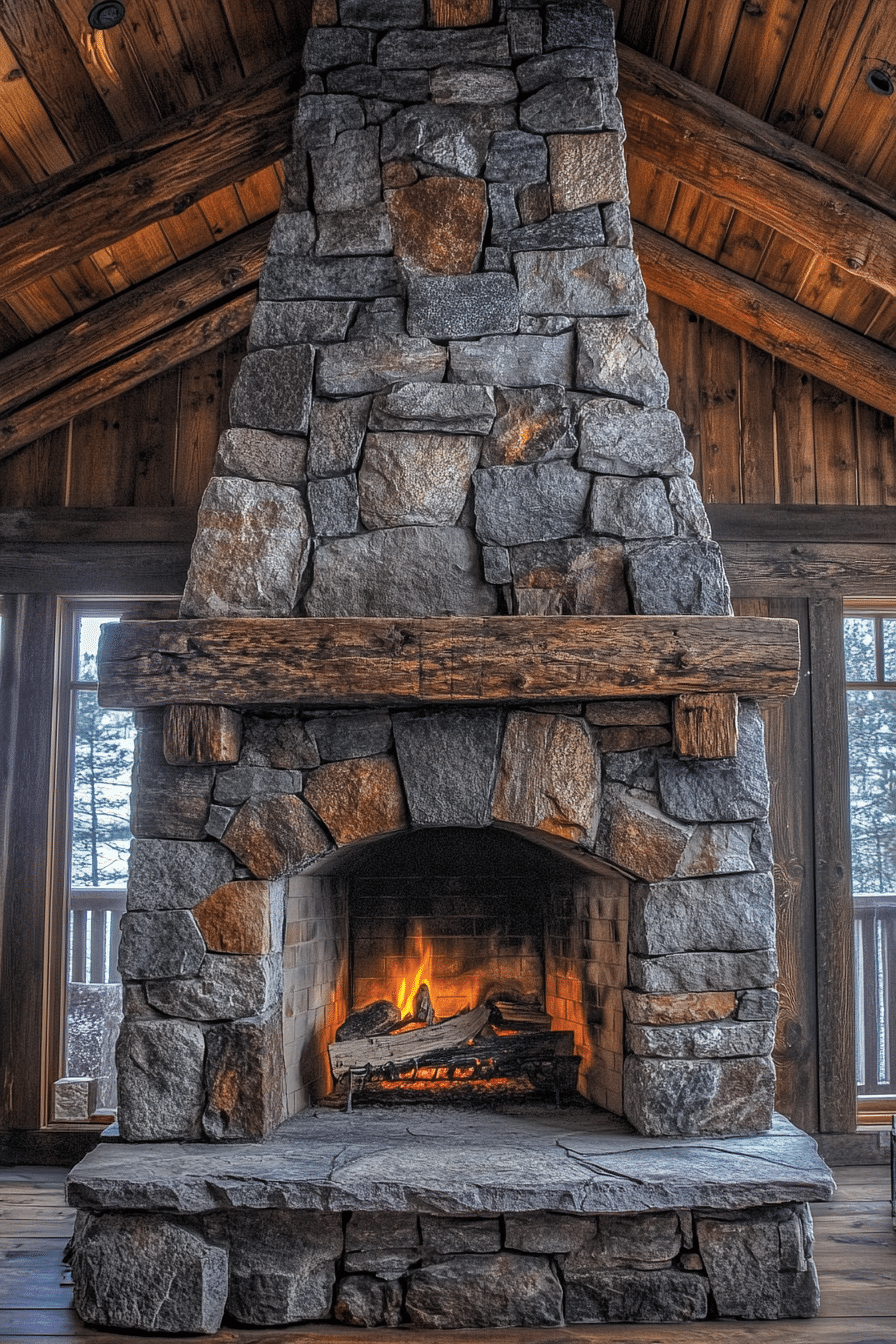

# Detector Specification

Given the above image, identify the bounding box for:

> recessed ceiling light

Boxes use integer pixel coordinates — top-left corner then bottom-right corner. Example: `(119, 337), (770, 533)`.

(867, 68), (894, 96)
(88, 1), (126, 29)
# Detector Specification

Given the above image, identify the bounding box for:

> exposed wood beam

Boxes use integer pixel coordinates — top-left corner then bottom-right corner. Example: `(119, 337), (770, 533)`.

(0, 54), (302, 296)
(0, 507), (198, 544)
(0, 222), (272, 419)
(706, 504), (896, 544)
(619, 44), (896, 299)
(635, 223), (896, 420)
(0, 291), (255, 459)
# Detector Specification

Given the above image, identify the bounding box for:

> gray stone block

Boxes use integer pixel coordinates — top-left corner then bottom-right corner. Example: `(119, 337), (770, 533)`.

(780, 1262), (821, 1318)
(230, 345), (313, 435)
(248, 299), (355, 349)
(420, 1215), (501, 1253)
(214, 428), (307, 485)
(521, 79), (611, 133)
(494, 204), (606, 251)
(222, 1209), (342, 1323)
(485, 130), (548, 181)
(145, 952), (281, 1021)
(340, 0), (424, 26)
(71, 1213), (228, 1333)
(259, 255), (401, 301)
(473, 459), (591, 544)
(335, 1275), (403, 1326)
(602, 199), (633, 246)
(377, 28), (511, 68)
(489, 181), (520, 231)
(674, 821), (764, 879)
(308, 395), (371, 477)
(480, 384), (574, 466)
(505, 1212), (594, 1253)
(589, 475), (675, 539)
(116, 1019), (206, 1141)
(626, 538), (731, 617)
(118, 910), (206, 980)
(370, 382), (496, 434)
(668, 474), (711, 537)
(345, 1248), (420, 1274)
(346, 1211), (420, 1250)
(309, 474), (361, 536)
(629, 872), (776, 956)
(577, 399), (691, 476)
(316, 204), (392, 256)
(53, 1077), (98, 1122)
(657, 703), (770, 821)
(393, 709), (504, 825)
(626, 1018), (777, 1059)
(737, 988), (780, 1021)
(180, 477), (310, 618)
(624, 1055), (776, 1137)
(328, 64), (430, 100)
(359, 432), (480, 528)
(204, 1008), (285, 1141)
(696, 1217), (781, 1318)
(131, 721), (215, 841)
(407, 272), (520, 340)
(241, 715), (320, 769)
(214, 766), (304, 806)
(305, 526), (497, 617)
(406, 1253), (563, 1328)
(518, 47), (617, 93)
(492, 710), (600, 843)
(303, 26), (374, 71)
(483, 544), (512, 584)
(309, 712), (393, 760)
(316, 335), (446, 395)
(564, 1267), (707, 1323)
(628, 948), (779, 994)
(364, 96), (403, 122)
(431, 64), (518, 104)
(127, 838), (235, 912)
(450, 332), (575, 386)
(544, 1), (616, 51)
(508, 8), (542, 58)
(349, 296), (406, 339)
(311, 127), (382, 212)
(205, 804), (236, 840)
(265, 211), (316, 255)
(294, 93), (364, 149)
(485, 245), (510, 270)
(576, 316), (670, 407)
(516, 246), (646, 316)
(381, 103), (516, 177)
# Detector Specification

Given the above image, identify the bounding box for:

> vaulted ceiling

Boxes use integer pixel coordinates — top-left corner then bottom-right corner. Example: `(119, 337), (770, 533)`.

(2, 0), (896, 462)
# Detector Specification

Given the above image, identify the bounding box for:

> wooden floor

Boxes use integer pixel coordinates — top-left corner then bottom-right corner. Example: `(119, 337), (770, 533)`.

(0, 1164), (892, 1343)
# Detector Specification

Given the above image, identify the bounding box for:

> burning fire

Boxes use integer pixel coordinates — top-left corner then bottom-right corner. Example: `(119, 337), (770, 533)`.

(396, 937), (433, 1020)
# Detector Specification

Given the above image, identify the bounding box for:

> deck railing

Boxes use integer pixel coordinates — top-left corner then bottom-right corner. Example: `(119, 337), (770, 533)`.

(68, 889), (126, 985)
(855, 892), (896, 1100)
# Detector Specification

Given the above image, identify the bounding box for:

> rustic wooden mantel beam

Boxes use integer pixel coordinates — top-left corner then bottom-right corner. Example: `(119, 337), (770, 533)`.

(97, 616), (801, 709)
(619, 43), (896, 299)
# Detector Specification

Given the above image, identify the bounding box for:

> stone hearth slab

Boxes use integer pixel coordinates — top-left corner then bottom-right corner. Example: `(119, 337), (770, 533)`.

(68, 1109), (833, 1217)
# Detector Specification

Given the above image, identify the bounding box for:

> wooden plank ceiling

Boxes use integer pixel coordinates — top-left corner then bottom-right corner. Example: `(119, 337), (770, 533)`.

(2, 0), (896, 465)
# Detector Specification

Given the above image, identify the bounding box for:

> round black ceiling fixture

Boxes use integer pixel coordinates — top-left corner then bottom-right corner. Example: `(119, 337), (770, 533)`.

(88, 1), (126, 29)
(867, 68), (894, 96)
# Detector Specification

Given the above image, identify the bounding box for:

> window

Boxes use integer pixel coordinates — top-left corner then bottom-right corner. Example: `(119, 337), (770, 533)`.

(844, 604), (896, 1118)
(58, 606), (136, 1118)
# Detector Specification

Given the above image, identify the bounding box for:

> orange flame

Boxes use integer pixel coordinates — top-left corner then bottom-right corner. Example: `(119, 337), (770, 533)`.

(395, 932), (433, 1020)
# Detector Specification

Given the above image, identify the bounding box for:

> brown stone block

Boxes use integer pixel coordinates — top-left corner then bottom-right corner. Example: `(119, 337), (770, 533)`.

(193, 881), (274, 955)
(304, 756), (408, 845)
(311, 0), (338, 23)
(595, 786), (692, 883)
(383, 160), (419, 188)
(429, 0), (492, 26)
(597, 726), (672, 752)
(163, 704), (242, 765)
(623, 989), (736, 1026)
(492, 711), (599, 842)
(585, 700), (670, 727)
(204, 1008), (285, 1141)
(223, 794), (331, 878)
(549, 132), (627, 212)
(387, 177), (487, 274)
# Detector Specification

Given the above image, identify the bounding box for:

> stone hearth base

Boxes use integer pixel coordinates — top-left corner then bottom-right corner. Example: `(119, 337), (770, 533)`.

(67, 1108), (833, 1333)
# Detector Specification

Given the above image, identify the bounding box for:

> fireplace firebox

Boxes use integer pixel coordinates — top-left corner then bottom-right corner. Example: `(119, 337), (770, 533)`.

(67, 0), (833, 1331)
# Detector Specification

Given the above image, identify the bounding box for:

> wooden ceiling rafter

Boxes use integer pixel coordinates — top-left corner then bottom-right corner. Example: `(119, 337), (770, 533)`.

(0, 50), (302, 296)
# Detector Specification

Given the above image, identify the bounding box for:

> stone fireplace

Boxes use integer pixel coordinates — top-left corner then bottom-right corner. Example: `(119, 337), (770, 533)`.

(67, 0), (834, 1331)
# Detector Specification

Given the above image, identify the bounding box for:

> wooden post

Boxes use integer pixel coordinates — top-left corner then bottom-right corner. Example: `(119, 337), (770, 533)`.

(673, 692), (739, 759)
(163, 704), (242, 764)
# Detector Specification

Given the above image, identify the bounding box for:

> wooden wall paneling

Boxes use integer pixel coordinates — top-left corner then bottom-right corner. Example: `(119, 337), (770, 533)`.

(217, 0), (296, 75)
(235, 166), (285, 223)
(648, 292), (702, 482)
(156, 205), (217, 263)
(0, 30), (73, 181)
(753, 236), (815, 301)
(172, 344), (226, 507)
(51, 0), (164, 140)
(717, 0), (807, 119)
(151, 0), (243, 98)
(103, 222), (177, 288)
(767, 1), (872, 148)
(4, 279), (74, 338)
(774, 362), (816, 504)
(715, 215), (773, 280)
(47, 258), (117, 315)
(0, 593), (59, 1129)
(625, 158), (678, 233)
(198, 184), (250, 240)
(0, 128), (33, 196)
(0, 302), (29, 354)
(807, 594), (857, 1133)
(671, 0), (742, 89)
(805, 0), (896, 176)
(116, 0), (206, 117)
(0, 1), (122, 160)
(0, 427), (69, 509)
(66, 394), (140, 508)
(617, 0), (689, 65)
(698, 319), (742, 504)
(855, 402), (896, 506)
(812, 379), (858, 505)
(129, 372), (181, 508)
(739, 340), (777, 503)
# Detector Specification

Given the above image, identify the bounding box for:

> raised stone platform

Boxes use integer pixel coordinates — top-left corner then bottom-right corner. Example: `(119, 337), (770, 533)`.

(68, 1107), (834, 1216)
